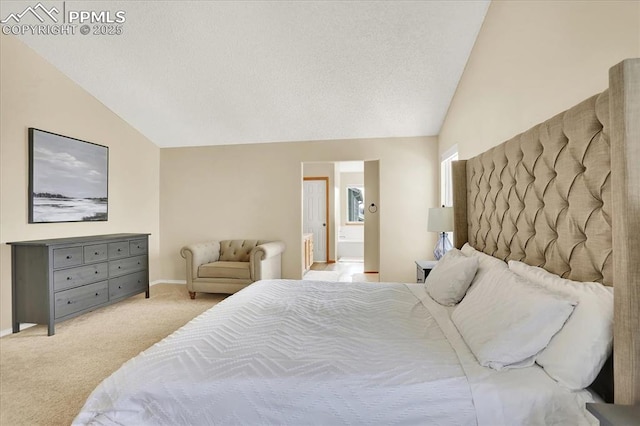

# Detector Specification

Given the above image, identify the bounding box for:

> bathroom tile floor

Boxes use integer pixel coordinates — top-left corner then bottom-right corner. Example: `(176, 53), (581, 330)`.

(307, 261), (379, 282)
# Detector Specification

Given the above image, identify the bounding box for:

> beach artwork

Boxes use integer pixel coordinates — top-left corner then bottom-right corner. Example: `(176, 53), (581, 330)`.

(29, 129), (108, 223)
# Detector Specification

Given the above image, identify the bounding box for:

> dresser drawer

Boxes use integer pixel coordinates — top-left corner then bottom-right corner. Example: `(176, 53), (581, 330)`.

(129, 239), (148, 256)
(109, 271), (147, 300)
(84, 244), (108, 263)
(109, 255), (147, 278)
(55, 281), (108, 319)
(53, 263), (109, 291)
(108, 242), (130, 259)
(53, 247), (83, 269)
(10, 233), (150, 336)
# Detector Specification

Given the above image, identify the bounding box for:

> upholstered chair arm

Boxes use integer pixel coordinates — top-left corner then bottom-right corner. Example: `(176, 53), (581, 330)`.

(250, 241), (286, 280)
(252, 241), (286, 261)
(180, 241), (221, 282)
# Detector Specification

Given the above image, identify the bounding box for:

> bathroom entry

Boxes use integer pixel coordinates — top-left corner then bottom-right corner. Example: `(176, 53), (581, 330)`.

(302, 160), (378, 277)
(338, 161), (365, 263)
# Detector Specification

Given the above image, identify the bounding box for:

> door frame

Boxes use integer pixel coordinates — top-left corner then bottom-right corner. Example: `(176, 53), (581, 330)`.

(303, 177), (330, 263)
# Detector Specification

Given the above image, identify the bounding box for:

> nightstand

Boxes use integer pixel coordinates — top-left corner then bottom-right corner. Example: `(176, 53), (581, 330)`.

(586, 403), (640, 426)
(415, 260), (437, 283)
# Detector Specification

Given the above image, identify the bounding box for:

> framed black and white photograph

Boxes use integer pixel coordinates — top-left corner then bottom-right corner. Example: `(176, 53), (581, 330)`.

(28, 128), (109, 223)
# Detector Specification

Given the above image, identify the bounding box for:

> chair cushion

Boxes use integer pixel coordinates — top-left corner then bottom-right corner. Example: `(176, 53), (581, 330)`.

(199, 261), (251, 280)
(220, 240), (260, 262)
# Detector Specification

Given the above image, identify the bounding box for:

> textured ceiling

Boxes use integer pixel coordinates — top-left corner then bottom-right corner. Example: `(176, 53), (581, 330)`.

(4, 1), (490, 147)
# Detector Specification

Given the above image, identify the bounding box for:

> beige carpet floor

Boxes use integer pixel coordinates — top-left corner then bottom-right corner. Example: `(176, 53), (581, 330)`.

(0, 284), (225, 426)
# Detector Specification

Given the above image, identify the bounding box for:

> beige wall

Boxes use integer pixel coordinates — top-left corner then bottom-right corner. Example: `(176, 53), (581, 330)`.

(303, 162), (336, 262)
(333, 165), (341, 260)
(160, 136), (439, 283)
(363, 161), (380, 273)
(439, 0), (640, 160)
(0, 36), (161, 332)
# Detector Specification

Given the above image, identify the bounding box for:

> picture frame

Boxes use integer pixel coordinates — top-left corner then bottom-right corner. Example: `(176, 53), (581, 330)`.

(28, 128), (109, 223)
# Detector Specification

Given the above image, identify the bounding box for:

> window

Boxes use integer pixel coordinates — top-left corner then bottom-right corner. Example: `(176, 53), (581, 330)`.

(441, 146), (458, 242)
(346, 186), (364, 223)
(441, 146), (458, 207)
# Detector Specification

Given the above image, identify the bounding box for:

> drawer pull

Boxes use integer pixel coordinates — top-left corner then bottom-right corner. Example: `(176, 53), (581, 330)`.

(117, 248), (122, 252)
(137, 262), (141, 265)
(137, 245), (141, 249)
(66, 277), (72, 280)
(66, 255), (72, 259)
(137, 280), (141, 283)
(118, 285), (122, 289)
(95, 292), (99, 296)
(95, 271), (99, 274)
(94, 252), (99, 255)
(118, 266), (121, 269)
(67, 300), (72, 304)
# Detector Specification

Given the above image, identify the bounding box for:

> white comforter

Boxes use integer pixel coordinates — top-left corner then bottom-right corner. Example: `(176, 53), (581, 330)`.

(74, 280), (595, 425)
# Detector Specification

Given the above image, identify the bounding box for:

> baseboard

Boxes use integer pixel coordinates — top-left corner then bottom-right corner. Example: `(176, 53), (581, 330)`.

(151, 279), (186, 286)
(1, 323), (36, 338)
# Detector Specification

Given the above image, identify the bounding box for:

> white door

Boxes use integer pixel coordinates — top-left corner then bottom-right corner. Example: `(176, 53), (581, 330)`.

(303, 180), (327, 262)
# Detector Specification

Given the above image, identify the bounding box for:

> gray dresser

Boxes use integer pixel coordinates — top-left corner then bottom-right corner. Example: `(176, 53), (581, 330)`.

(8, 233), (150, 336)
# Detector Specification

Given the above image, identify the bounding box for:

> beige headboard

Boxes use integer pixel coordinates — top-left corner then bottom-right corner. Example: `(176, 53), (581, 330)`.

(452, 59), (639, 405)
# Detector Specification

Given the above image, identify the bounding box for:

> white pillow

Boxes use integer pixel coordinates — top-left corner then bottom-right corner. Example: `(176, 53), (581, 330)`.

(460, 243), (508, 288)
(508, 260), (614, 389)
(425, 249), (478, 306)
(452, 266), (577, 370)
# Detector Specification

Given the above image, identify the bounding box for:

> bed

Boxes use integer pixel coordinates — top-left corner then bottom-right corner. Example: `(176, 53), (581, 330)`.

(74, 59), (639, 424)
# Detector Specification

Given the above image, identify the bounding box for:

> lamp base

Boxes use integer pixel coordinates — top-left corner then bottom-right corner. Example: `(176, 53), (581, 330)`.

(433, 232), (453, 260)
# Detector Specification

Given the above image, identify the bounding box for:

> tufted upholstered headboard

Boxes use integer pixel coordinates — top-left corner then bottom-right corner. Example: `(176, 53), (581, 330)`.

(456, 92), (613, 285)
(451, 59), (639, 405)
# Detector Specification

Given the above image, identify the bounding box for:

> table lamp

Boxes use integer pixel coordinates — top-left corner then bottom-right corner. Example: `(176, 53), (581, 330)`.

(428, 206), (454, 260)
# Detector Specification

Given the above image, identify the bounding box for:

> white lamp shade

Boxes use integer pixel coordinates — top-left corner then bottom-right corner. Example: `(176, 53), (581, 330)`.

(428, 207), (454, 232)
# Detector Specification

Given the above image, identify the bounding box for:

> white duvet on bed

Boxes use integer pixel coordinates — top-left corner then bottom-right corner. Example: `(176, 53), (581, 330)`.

(74, 280), (596, 425)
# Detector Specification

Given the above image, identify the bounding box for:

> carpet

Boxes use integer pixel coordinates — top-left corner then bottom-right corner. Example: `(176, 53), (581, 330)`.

(0, 284), (225, 426)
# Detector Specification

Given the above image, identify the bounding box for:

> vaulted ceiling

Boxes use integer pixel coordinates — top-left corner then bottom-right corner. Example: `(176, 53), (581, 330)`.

(5, 1), (490, 147)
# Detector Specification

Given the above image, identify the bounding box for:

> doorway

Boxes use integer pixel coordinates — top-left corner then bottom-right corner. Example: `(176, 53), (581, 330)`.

(301, 161), (379, 282)
(338, 161), (365, 263)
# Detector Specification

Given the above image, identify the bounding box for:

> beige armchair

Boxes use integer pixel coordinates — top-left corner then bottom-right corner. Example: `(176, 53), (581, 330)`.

(180, 240), (285, 299)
